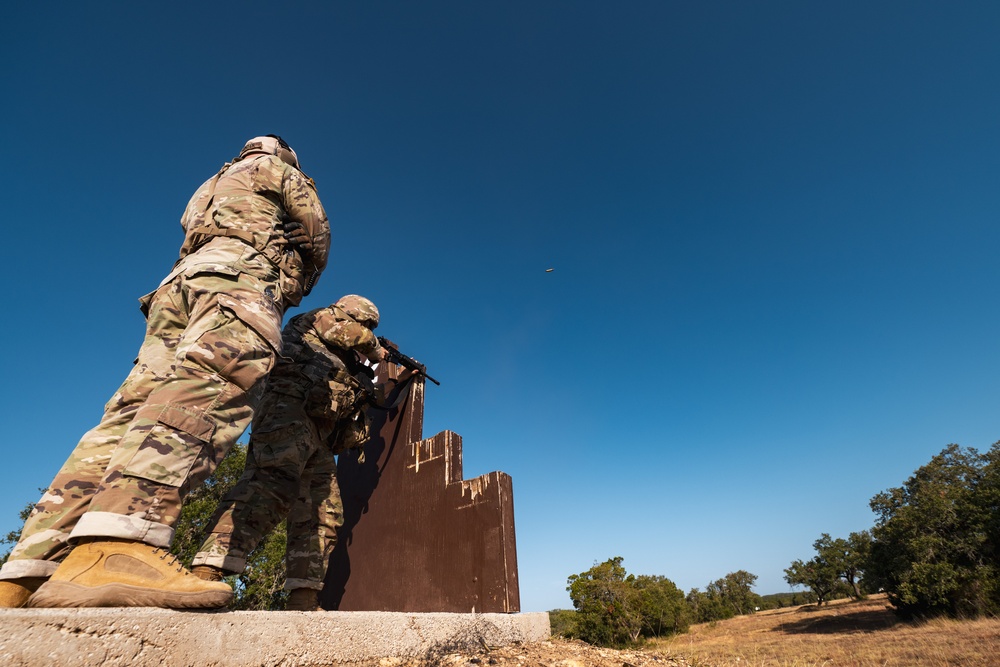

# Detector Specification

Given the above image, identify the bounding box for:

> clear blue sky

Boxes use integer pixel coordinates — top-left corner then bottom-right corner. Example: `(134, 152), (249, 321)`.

(3, 2), (1000, 612)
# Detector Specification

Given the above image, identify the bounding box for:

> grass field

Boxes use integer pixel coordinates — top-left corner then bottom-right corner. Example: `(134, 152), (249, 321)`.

(651, 594), (1000, 667)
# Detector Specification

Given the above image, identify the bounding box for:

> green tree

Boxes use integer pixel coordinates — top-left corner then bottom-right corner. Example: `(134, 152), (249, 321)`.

(686, 586), (730, 623)
(547, 609), (579, 638)
(228, 520), (289, 611)
(171, 446), (250, 565)
(633, 574), (691, 637)
(784, 553), (843, 606)
(688, 571), (762, 622)
(842, 531), (873, 598)
(716, 570), (762, 616)
(565, 558), (692, 646)
(567, 556), (642, 646)
(758, 591), (817, 610)
(981, 445), (1000, 575)
(170, 442), (289, 611)
(867, 443), (999, 618)
(0, 497), (38, 568)
(788, 532), (871, 603)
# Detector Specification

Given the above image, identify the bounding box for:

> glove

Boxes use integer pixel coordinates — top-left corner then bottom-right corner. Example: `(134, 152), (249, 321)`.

(282, 220), (313, 257)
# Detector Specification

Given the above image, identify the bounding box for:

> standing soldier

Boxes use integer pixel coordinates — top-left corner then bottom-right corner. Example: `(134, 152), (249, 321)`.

(0, 135), (330, 609)
(190, 295), (415, 611)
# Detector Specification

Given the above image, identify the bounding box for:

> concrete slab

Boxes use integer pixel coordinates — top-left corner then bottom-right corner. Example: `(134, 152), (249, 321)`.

(0, 608), (550, 667)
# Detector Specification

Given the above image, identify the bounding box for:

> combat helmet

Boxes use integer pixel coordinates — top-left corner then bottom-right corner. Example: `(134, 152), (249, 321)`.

(238, 134), (300, 169)
(336, 295), (380, 330)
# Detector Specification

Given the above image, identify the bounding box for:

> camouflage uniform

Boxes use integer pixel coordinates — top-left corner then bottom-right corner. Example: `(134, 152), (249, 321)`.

(0, 152), (329, 581)
(192, 304), (380, 591)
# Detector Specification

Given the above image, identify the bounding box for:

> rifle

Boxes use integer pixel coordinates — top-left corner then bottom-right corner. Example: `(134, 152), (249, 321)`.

(377, 336), (441, 386)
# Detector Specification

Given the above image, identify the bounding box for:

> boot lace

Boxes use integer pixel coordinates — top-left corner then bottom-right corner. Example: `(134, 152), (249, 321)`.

(152, 547), (185, 574)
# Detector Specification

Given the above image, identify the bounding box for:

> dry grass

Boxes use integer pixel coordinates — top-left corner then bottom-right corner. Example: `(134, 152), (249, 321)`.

(650, 594), (1000, 667)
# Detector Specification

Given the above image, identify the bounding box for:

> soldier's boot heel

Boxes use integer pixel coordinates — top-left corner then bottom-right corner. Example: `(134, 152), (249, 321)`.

(0, 577), (47, 608)
(285, 588), (321, 611)
(27, 539), (233, 609)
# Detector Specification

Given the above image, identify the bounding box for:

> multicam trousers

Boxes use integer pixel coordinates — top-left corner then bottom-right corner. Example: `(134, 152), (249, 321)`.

(0, 268), (282, 579)
(191, 390), (345, 591)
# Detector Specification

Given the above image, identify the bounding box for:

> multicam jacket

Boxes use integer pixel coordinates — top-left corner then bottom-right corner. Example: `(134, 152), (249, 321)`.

(177, 153), (331, 307)
(269, 305), (382, 426)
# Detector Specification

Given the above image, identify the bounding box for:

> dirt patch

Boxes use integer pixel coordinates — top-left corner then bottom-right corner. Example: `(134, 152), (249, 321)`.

(391, 637), (691, 667)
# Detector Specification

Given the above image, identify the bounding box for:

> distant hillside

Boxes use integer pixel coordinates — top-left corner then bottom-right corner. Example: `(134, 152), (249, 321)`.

(757, 590), (821, 609)
(652, 594), (1000, 667)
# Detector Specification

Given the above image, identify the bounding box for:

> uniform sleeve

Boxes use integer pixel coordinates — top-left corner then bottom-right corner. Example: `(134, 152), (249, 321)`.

(282, 168), (331, 276)
(311, 310), (380, 358)
(177, 176), (214, 258)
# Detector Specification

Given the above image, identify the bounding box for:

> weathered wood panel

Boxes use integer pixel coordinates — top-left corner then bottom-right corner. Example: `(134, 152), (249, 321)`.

(323, 361), (520, 613)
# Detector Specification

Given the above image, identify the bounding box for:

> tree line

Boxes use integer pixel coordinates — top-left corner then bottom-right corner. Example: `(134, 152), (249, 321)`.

(550, 557), (766, 647)
(787, 443), (1000, 619)
(554, 441), (1000, 647)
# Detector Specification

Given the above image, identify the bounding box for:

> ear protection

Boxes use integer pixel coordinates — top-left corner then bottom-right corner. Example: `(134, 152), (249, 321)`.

(239, 135), (300, 170)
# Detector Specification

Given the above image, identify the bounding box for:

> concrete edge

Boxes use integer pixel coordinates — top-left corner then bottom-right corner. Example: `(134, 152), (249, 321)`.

(0, 608), (551, 667)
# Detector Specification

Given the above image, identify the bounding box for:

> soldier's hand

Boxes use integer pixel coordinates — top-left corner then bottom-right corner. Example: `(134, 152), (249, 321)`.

(397, 367), (424, 384)
(282, 221), (313, 257)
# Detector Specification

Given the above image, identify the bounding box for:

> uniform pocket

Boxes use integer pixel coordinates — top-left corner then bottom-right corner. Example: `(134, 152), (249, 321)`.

(251, 423), (310, 471)
(122, 405), (215, 487)
(216, 292), (282, 355)
(305, 382), (354, 420)
(178, 288), (283, 392)
(329, 410), (371, 454)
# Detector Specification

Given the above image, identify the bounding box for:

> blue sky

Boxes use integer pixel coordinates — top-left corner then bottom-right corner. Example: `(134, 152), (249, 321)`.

(3, 2), (1000, 612)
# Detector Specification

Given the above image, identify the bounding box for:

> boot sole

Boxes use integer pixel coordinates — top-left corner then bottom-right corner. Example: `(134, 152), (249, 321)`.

(0, 591), (32, 608)
(28, 580), (233, 609)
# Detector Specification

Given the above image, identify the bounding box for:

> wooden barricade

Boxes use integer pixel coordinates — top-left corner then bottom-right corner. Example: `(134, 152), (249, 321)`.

(322, 356), (519, 613)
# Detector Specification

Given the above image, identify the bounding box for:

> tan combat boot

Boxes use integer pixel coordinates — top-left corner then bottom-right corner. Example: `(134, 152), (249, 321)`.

(191, 565), (225, 582)
(27, 539), (233, 609)
(0, 577), (47, 608)
(285, 588), (321, 611)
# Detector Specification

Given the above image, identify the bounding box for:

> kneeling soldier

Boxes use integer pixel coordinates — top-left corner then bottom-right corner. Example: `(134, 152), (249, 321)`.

(191, 295), (409, 611)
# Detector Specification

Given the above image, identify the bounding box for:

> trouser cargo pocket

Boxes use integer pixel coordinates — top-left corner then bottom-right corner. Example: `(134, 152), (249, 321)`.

(122, 405), (215, 487)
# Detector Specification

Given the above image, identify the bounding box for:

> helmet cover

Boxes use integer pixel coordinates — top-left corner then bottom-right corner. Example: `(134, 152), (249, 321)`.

(335, 295), (380, 329)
